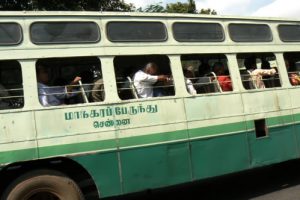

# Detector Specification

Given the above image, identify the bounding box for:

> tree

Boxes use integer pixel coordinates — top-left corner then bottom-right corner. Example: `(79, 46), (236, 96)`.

(200, 8), (217, 15)
(0, 0), (135, 11)
(139, 0), (216, 15)
(142, 2), (165, 13)
(166, 0), (196, 14)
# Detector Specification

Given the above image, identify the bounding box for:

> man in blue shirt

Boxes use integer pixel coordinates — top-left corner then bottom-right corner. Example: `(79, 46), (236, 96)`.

(37, 65), (81, 106)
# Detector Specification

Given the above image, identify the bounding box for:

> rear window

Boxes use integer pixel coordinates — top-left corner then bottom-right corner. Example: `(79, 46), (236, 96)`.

(0, 23), (22, 45)
(278, 25), (300, 42)
(173, 22), (224, 42)
(30, 22), (100, 44)
(107, 21), (167, 42)
(229, 24), (272, 42)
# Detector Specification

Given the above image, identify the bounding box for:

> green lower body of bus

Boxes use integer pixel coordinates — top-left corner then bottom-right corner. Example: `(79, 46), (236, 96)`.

(1, 116), (299, 198)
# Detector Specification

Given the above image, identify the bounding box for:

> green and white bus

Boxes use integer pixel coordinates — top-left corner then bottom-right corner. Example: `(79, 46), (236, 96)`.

(1, 11), (300, 199)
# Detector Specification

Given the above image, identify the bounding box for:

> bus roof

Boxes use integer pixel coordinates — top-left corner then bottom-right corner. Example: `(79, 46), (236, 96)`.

(0, 11), (299, 23)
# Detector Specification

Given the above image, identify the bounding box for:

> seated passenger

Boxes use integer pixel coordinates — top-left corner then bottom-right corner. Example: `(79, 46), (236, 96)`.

(37, 65), (81, 106)
(183, 68), (197, 95)
(0, 83), (10, 109)
(133, 62), (169, 98)
(286, 60), (300, 86)
(244, 57), (276, 89)
(91, 78), (104, 101)
(213, 62), (232, 92)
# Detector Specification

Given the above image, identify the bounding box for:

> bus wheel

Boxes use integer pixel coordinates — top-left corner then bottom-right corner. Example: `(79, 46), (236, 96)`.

(1, 169), (84, 200)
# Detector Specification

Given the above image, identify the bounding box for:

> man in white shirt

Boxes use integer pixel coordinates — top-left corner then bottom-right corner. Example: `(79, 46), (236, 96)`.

(37, 65), (81, 106)
(133, 62), (169, 98)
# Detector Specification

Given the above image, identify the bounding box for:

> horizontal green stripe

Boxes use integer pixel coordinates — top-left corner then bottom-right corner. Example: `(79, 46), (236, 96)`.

(189, 121), (246, 138)
(119, 129), (188, 148)
(0, 148), (37, 165)
(39, 139), (116, 158)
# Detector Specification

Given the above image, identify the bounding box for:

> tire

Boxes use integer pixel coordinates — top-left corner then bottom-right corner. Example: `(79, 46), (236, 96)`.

(1, 169), (84, 200)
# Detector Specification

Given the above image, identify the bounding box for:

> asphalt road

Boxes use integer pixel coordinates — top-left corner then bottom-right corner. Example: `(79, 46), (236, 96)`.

(105, 159), (300, 200)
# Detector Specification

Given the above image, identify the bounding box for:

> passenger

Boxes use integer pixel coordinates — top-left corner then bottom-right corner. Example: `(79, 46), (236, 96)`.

(286, 60), (300, 85)
(212, 62), (232, 91)
(183, 68), (197, 95)
(194, 62), (211, 93)
(91, 78), (104, 101)
(133, 62), (169, 98)
(0, 83), (10, 109)
(37, 65), (81, 106)
(244, 57), (276, 89)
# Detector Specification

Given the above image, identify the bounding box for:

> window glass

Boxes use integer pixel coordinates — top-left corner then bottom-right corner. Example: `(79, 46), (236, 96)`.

(114, 55), (174, 100)
(0, 60), (24, 110)
(107, 22), (167, 42)
(180, 54), (231, 94)
(237, 53), (280, 90)
(229, 24), (272, 42)
(31, 22), (100, 44)
(0, 23), (22, 45)
(278, 25), (300, 42)
(173, 22), (224, 42)
(36, 57), (103, 107)
(283, 52), (300, 86)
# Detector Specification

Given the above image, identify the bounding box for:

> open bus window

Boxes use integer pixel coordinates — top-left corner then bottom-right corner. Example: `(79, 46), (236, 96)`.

(113, 55), (174, 100)
(283, 52), (300, 86)
(36, 57), (103, 107)
(237, 53), (281, 90)
(0, 60), (24, 110)
(255, 119), (268, 138)
(180, 54), (232, 94)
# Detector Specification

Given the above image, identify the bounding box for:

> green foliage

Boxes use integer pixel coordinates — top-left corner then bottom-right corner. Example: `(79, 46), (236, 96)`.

(143, 2), (165, 13)
(0, 0), (135, 11)
(138, 0), (216, 15)
(200, 8), (217, 15)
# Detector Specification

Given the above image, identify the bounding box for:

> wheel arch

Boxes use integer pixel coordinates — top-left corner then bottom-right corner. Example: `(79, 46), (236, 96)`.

(0, 157), (100, 200)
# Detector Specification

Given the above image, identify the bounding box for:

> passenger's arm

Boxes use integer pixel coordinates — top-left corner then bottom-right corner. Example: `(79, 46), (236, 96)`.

(66, 76), (81, 93)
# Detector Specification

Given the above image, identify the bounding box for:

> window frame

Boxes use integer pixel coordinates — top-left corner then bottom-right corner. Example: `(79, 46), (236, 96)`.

(106, 21), (168, 42)
(228, 23), (273, 42)
(172, 22), (225, 42)
(0, 22), (23, 46)
(30, 21), (101, 45)
(278, 24), (300, 42)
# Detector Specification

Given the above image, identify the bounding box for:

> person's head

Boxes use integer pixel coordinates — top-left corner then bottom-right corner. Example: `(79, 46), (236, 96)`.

(244, 57), (257, 70)
(213, 62), (225, 75)
(183, 68), (195, 78)
(261, 60), (271, 70)
(144, 62), (158, 75)
(36, 65), (49, 84)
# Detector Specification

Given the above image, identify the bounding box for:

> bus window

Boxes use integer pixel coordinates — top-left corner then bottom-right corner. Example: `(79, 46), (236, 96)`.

(30, 22), (100, 44)
(237, 53), (281, 90)
(229, 23), (272, 42)
(0, 23), (22, 45)
(0, 60), (24, 110)
(180, 54), (232, 94)
(114, 55), (174, 100)
(283, 52), (300, 86)
(36, 57), (103, 107)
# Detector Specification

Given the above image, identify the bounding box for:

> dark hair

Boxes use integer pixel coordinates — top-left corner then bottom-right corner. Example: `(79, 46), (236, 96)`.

(244, 57), (256, 70)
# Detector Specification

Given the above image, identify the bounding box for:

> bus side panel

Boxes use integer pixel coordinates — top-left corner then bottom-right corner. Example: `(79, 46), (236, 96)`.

(116, 99), (191, 193)
(243, 90), (298, 167)
(120, 142), (191, 193)
(247, 124), (298, 167)
(190, 133), (249, 179)
(0, 112), (38, 165)
(72, 152), (121, 198)
(184, 94), (249, 179)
